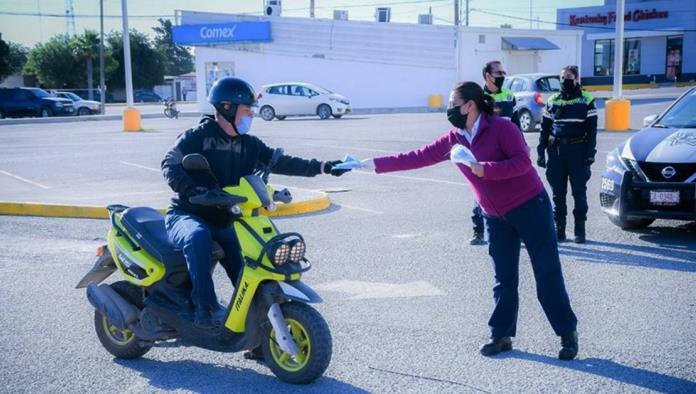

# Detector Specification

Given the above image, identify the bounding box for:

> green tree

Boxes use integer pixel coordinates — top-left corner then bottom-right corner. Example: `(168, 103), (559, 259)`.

(24, 34), (84, 88)
(106, 29), (165, 90)
(71, 30), (100, 99)
(0, 37), (29, 81)
(152, 18), (194, 76)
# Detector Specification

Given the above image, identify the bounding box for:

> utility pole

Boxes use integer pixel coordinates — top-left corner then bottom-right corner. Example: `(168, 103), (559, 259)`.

(613, 0), (625, 98)
(529, 0), (532, 29)
(99, 0), (105, 114)
(454, 0), (459, 26)
(120, 0), (140, 131)
(310, 0), (315, 18)
(37, 0), (43, 41)
(465, 0), (469, 27)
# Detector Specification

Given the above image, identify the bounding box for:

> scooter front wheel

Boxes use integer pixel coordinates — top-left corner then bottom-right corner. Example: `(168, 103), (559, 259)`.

(262, 302), (332, 384)
(93, 281), (152, 359)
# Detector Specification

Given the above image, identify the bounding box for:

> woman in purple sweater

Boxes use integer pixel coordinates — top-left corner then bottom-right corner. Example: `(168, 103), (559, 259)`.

(362, 82), (579, 360)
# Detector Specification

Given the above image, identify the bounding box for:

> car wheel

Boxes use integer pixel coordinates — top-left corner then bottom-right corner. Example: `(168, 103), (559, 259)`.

(260, 106), (276, 121)
(608, 215), (655, 230)
(78, 107), (91, 116)
(317, 104), (332, 120)
(41, 107), (53, 117)
(518, 109), (534, 133)
(275, 115), (287, 121)
(332, 114), (343, 119)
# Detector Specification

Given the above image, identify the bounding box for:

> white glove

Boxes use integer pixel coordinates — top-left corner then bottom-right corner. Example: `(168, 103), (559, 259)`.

(360, 158), (376, 171)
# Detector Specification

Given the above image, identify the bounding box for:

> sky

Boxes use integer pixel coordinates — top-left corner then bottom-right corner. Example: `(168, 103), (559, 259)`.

(0, 0), (603, 48)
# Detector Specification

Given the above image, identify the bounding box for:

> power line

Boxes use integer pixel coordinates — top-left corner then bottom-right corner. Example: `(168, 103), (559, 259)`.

(0, 10), (171, 19)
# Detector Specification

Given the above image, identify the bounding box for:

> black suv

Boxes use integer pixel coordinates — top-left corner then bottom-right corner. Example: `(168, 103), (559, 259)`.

(0, 87), (75, 118)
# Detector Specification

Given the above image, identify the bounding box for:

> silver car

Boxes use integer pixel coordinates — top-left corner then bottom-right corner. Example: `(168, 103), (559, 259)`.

(503, 74), (560, 133)
(55, 91), (102, 116)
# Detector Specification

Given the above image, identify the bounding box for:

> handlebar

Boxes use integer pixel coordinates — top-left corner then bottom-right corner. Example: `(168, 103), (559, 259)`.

(189, 189), (247, 208)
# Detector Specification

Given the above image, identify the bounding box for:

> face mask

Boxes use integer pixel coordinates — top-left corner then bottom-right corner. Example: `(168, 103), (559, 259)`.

(235, 115), (253, 135)
(561, 78), (576, 93)
(493, 76), (505, 91)
(447, 105), (468, 130)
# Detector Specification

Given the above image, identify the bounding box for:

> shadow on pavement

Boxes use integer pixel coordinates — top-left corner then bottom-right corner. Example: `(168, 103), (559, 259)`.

(558, 228), (696, 272)
(503, 351), (696, 393)
(115, 358), (368, 393)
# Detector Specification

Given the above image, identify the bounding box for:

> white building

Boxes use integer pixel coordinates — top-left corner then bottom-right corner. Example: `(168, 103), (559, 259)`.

(174, 10), (583, 113)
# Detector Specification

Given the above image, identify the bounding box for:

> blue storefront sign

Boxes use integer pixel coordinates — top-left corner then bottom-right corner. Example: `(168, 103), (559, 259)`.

(173, 22), (272, 45)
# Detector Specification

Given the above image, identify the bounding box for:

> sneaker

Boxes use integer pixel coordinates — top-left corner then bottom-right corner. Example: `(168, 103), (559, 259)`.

(469, 233), (487, 246)
(480, 337), (512, 356)
(559, 331), (578, 360)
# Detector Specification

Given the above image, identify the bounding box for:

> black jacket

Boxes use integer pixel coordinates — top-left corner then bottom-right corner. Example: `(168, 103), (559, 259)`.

(538, 87), (598, 160)
(162, 116), (324, 224)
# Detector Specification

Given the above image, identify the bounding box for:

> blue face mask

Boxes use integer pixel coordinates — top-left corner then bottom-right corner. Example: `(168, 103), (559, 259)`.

(235, 115), (253, 135)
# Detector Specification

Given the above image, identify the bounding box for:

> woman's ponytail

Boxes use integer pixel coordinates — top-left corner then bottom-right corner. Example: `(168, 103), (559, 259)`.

(453, 81), (496, 116)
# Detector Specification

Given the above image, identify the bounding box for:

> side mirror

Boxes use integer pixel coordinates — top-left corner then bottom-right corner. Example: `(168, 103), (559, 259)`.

(643, 114), (658, 127)
(182, 154), (211, 172)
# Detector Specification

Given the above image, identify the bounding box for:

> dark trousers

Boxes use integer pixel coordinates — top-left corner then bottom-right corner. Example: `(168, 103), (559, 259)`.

(165, 210), (244, 309)
(545, 143), (591, 226)
(472, 202), (485, 235)
(484, 191), (577, 337)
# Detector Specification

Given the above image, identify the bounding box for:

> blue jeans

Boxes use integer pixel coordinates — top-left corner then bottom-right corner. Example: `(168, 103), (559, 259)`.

(165, 210), (244, 309)
(484, 191), (577, 337)
(472, 202), (485, 235)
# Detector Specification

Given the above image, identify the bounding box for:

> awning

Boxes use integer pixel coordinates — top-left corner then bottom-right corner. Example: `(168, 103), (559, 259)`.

(502, 37), (559, 51)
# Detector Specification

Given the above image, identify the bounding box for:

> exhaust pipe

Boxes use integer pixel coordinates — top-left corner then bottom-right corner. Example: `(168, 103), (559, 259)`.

(87, 283), (139, 330)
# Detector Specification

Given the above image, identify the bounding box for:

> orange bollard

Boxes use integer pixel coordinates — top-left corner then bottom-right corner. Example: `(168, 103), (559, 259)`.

(605, 99), (631, 131)
(123, 108), (142, 132)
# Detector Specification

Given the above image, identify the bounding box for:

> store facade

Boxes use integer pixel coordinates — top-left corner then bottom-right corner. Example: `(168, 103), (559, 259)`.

(557, 0), (696, 86)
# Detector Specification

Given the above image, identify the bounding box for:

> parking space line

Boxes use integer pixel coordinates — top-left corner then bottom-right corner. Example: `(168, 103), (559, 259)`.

(353, 170), (468, 187)
(339, 204), (384, 215)
(0, 169), (49, 189)
(306, 143), (396, 154)
(119, 161), (160, 173)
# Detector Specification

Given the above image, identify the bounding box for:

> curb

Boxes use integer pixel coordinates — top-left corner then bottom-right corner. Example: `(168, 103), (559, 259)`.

(0, 194), (331, 220)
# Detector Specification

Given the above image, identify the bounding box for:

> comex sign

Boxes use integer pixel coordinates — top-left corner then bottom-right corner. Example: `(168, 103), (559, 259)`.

(173, 22), (272, 45)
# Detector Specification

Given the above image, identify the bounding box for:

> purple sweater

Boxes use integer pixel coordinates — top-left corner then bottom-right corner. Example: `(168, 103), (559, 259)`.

(374, 114), (544, 217)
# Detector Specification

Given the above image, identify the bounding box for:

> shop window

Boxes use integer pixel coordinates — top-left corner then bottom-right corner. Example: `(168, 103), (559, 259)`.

(624, 39), (640, 75)
(666, 36), (683, 81)
(594, 39), (613, 76)
(594, 39), (642, 76)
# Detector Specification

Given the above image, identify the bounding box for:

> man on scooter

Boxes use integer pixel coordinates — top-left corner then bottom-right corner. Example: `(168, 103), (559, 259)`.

(161, 77), (349, 330)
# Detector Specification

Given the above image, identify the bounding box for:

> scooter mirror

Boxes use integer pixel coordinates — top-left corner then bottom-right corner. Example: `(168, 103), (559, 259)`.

(182, 154), (211, 172)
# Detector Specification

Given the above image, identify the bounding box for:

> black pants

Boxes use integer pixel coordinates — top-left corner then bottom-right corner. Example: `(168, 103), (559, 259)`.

(485, 191), (577, 337)
(545, 143), (591, 226)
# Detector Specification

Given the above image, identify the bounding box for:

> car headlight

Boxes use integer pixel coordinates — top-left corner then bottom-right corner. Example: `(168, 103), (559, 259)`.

(288, 240), (306, 263)
(605, 148), (628, 174)
(269, 243), (290, 266)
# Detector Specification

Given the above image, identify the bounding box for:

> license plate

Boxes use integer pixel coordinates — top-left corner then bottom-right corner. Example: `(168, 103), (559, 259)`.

(649, 190), (680, 205)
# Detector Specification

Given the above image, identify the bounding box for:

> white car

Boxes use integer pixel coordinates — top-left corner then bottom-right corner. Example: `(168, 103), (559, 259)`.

(55, 92), (102, 116)
(258, 82), (351, 121)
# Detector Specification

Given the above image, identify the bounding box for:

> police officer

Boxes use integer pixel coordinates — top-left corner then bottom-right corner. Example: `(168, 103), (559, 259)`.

(162, 77), (349, 329)
(469, 60), (520, 245)
(537, 65), (597, 244)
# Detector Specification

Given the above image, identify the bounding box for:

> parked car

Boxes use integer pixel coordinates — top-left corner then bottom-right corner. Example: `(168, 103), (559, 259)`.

(70, 89), (115, 103)
(503, 73), (561, 133)
(0, 87), (74, 118)
(258, 82), (351, 121)
(134, 90), (163, 103)
(55, 91), (102, 115)
(600, 87), (696, 229)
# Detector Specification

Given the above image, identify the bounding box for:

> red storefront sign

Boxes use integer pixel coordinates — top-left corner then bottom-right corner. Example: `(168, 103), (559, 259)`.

(568, 8), (669, 26)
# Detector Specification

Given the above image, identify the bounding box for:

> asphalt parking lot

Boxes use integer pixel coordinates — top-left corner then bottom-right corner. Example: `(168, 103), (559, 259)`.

(1, 100), (694, 393)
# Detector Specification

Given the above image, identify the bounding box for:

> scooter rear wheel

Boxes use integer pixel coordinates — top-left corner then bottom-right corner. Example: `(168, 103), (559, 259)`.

(93, 281), (152, 359)
(262, 302), (332, 384)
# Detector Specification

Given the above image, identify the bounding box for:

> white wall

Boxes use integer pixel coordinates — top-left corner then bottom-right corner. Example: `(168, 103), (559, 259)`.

(195, 46), (456, 112)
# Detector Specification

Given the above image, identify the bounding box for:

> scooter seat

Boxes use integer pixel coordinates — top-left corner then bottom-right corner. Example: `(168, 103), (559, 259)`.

(120, 207), (187, 269)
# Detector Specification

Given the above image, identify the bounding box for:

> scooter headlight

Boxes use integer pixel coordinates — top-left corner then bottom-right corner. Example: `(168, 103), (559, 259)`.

(231, 204), (242, 215)
(270, 243), (290, 266)
(288, 240), (306, 263)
